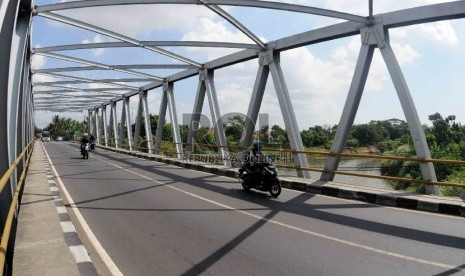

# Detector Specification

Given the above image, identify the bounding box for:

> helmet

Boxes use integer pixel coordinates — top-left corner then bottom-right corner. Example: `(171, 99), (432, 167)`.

(252, 140), (261, 154)
(84, 133), (88, 137)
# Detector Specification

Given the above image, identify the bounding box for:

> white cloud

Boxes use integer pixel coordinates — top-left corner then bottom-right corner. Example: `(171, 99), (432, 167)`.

(82, 34), (106, 56)
(418, 21), (458, 45)
(58, 5), (216, 37)
(31, 54), (46, 69)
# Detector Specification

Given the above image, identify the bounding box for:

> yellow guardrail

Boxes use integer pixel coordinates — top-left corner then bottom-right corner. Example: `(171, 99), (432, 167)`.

(95, 137), (465, 189)
(0, 139), (34, 275)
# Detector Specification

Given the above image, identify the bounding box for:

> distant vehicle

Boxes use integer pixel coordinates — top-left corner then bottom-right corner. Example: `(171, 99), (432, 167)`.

(42, 131), (51, 142)
(57, 136), (63, 141)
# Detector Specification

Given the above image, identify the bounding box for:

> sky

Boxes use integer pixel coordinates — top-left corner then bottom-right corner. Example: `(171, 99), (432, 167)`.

(32, 0), (465, 132)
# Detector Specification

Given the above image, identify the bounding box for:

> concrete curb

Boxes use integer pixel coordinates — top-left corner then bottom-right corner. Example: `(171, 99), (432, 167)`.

(14, 141), (98, 276)
(99, 145), (465, 217)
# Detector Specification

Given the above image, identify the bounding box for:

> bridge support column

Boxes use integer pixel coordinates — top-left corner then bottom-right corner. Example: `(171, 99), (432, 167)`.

(102, 104), (109, 146)
(141, 91), (154, 154)
(154, 82), (183, 158)
(321, 20), (439, 195)
(110, 100), (119, 148)
(186, 70), (230, 165)
(154, 86), (168, 154)
(165, 82), (183, 159)
(378, 29), (439, 195)
(240, 64), (269, 150)
(87, 110), (92, 135)
(122, 96), (134, 151)
(186, 78), (206, 153)
(266, 51), (310, 178)
(321, 44), (375, 181)
(204, 70), (230, 166)
(134, 92), (144, 151)
(95, 107), (101, 145)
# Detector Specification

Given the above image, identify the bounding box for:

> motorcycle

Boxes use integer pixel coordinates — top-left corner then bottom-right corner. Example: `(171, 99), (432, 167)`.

(81, 143), (90, 159)
(90, 141), (96, 151)
(237, 155), (281, 198)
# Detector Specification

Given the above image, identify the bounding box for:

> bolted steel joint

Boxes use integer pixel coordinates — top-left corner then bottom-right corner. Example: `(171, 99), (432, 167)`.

(198, 69), (207, 81)
(258, 50), (274, 66)
(360, 18), (387, 48)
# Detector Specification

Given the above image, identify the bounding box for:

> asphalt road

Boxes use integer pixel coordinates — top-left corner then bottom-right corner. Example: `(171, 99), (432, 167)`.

(43, 142), (465, 276)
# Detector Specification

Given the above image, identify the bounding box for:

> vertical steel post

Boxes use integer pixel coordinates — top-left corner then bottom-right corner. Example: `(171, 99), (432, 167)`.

(102, 104), (109, 146)
(134, 92), (143, 151)
(204, 70), (230, 166)
(111, 100), (119, 148)
(6, 3), (31, 195)
(95, 107), (101, 145)
(87, 110), (92, 134)
(321, 44), (375, 181)
(240, 62), (269, 149)
(186, 79), (206, 153)
(119, 98), (126, 148)
(141, 91), (154, 154)
(267, 51), (310, 178)
(123, 96), (134, 151)
(380, 41), (439, 194)
(154, 88), (168, 154)
(165, 82), (183, 159)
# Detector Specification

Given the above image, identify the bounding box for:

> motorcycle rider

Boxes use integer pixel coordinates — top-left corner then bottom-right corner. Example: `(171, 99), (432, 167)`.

(89, 133), (96, 150)
(80, 133), (90, 154)
(238, 140), (264, 176)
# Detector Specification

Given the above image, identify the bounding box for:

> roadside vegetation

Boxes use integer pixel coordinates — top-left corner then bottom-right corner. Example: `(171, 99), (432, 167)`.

(38, 112), (464, 196)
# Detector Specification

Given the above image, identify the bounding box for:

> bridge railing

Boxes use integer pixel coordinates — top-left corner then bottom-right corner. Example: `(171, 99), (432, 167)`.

(0, 139), (34, 275)
(96, 138), (465, 192)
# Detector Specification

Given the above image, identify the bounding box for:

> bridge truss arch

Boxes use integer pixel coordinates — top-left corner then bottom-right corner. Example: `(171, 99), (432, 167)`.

(2, 0), (465, 211)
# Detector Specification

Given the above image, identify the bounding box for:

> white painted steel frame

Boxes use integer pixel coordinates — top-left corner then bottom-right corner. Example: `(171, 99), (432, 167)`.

(102, 104), (109, 146)
(154, 86), (168, 154)
(141, 92), (154, 154)
(165, 82), (183, 159)
(111, 100), (119, 148)
(240, 64), (269, 149)
(123, 96), (134, 150)
(38, 11), (202, 68)
(24, 1), (465, 194)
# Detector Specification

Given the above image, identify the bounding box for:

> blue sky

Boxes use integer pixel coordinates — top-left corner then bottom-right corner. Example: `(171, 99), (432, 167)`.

(32, 0), (465, 131)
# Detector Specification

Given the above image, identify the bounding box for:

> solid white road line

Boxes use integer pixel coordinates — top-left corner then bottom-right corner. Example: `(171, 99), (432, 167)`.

(43, 145), (123, 276)
(98, 157), (462, 272)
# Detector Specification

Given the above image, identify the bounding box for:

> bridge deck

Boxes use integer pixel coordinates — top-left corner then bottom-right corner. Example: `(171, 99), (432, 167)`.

(13, 141), (465, 275)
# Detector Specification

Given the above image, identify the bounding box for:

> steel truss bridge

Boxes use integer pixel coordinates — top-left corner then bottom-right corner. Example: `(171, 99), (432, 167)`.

(1, 0), (465, 272)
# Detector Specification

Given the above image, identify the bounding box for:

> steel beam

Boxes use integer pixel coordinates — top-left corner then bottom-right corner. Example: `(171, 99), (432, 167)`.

(34, 41), (259, 53)
(33, 64), (197, 73)
(186, 79), (206, 153)
(200, 2), (265, 49)
(204, 70), (230, 166)
(38, 11), (202, 67)
(154, 88), (168, 154)
(134, 92), (143, 150)
(102, 104), (109, 146)
(321, 44), (375, 181)
(95, 107), (101, 144)
(34, 52), (164, 80)
(379, 33), (439, 195)
(141, 91), (154, 154)
(123, 96), (134, 150)
(111, 101), (119, 148)
(35, 0), (368, 23)
(240, 63), (269, 149)
(267, 51), (310, 178)
(165, 82), (183, 159)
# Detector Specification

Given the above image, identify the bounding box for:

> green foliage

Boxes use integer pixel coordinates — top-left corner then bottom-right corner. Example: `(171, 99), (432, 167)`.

(380, 113), (465, 196)
(41, 115), (86, 140)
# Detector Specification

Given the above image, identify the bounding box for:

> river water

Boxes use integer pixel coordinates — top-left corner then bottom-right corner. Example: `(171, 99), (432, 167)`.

(277, 158), (393, 190)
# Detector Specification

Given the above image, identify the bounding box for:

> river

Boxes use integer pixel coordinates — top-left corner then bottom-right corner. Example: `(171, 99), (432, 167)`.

(277, 158), (393, 190)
